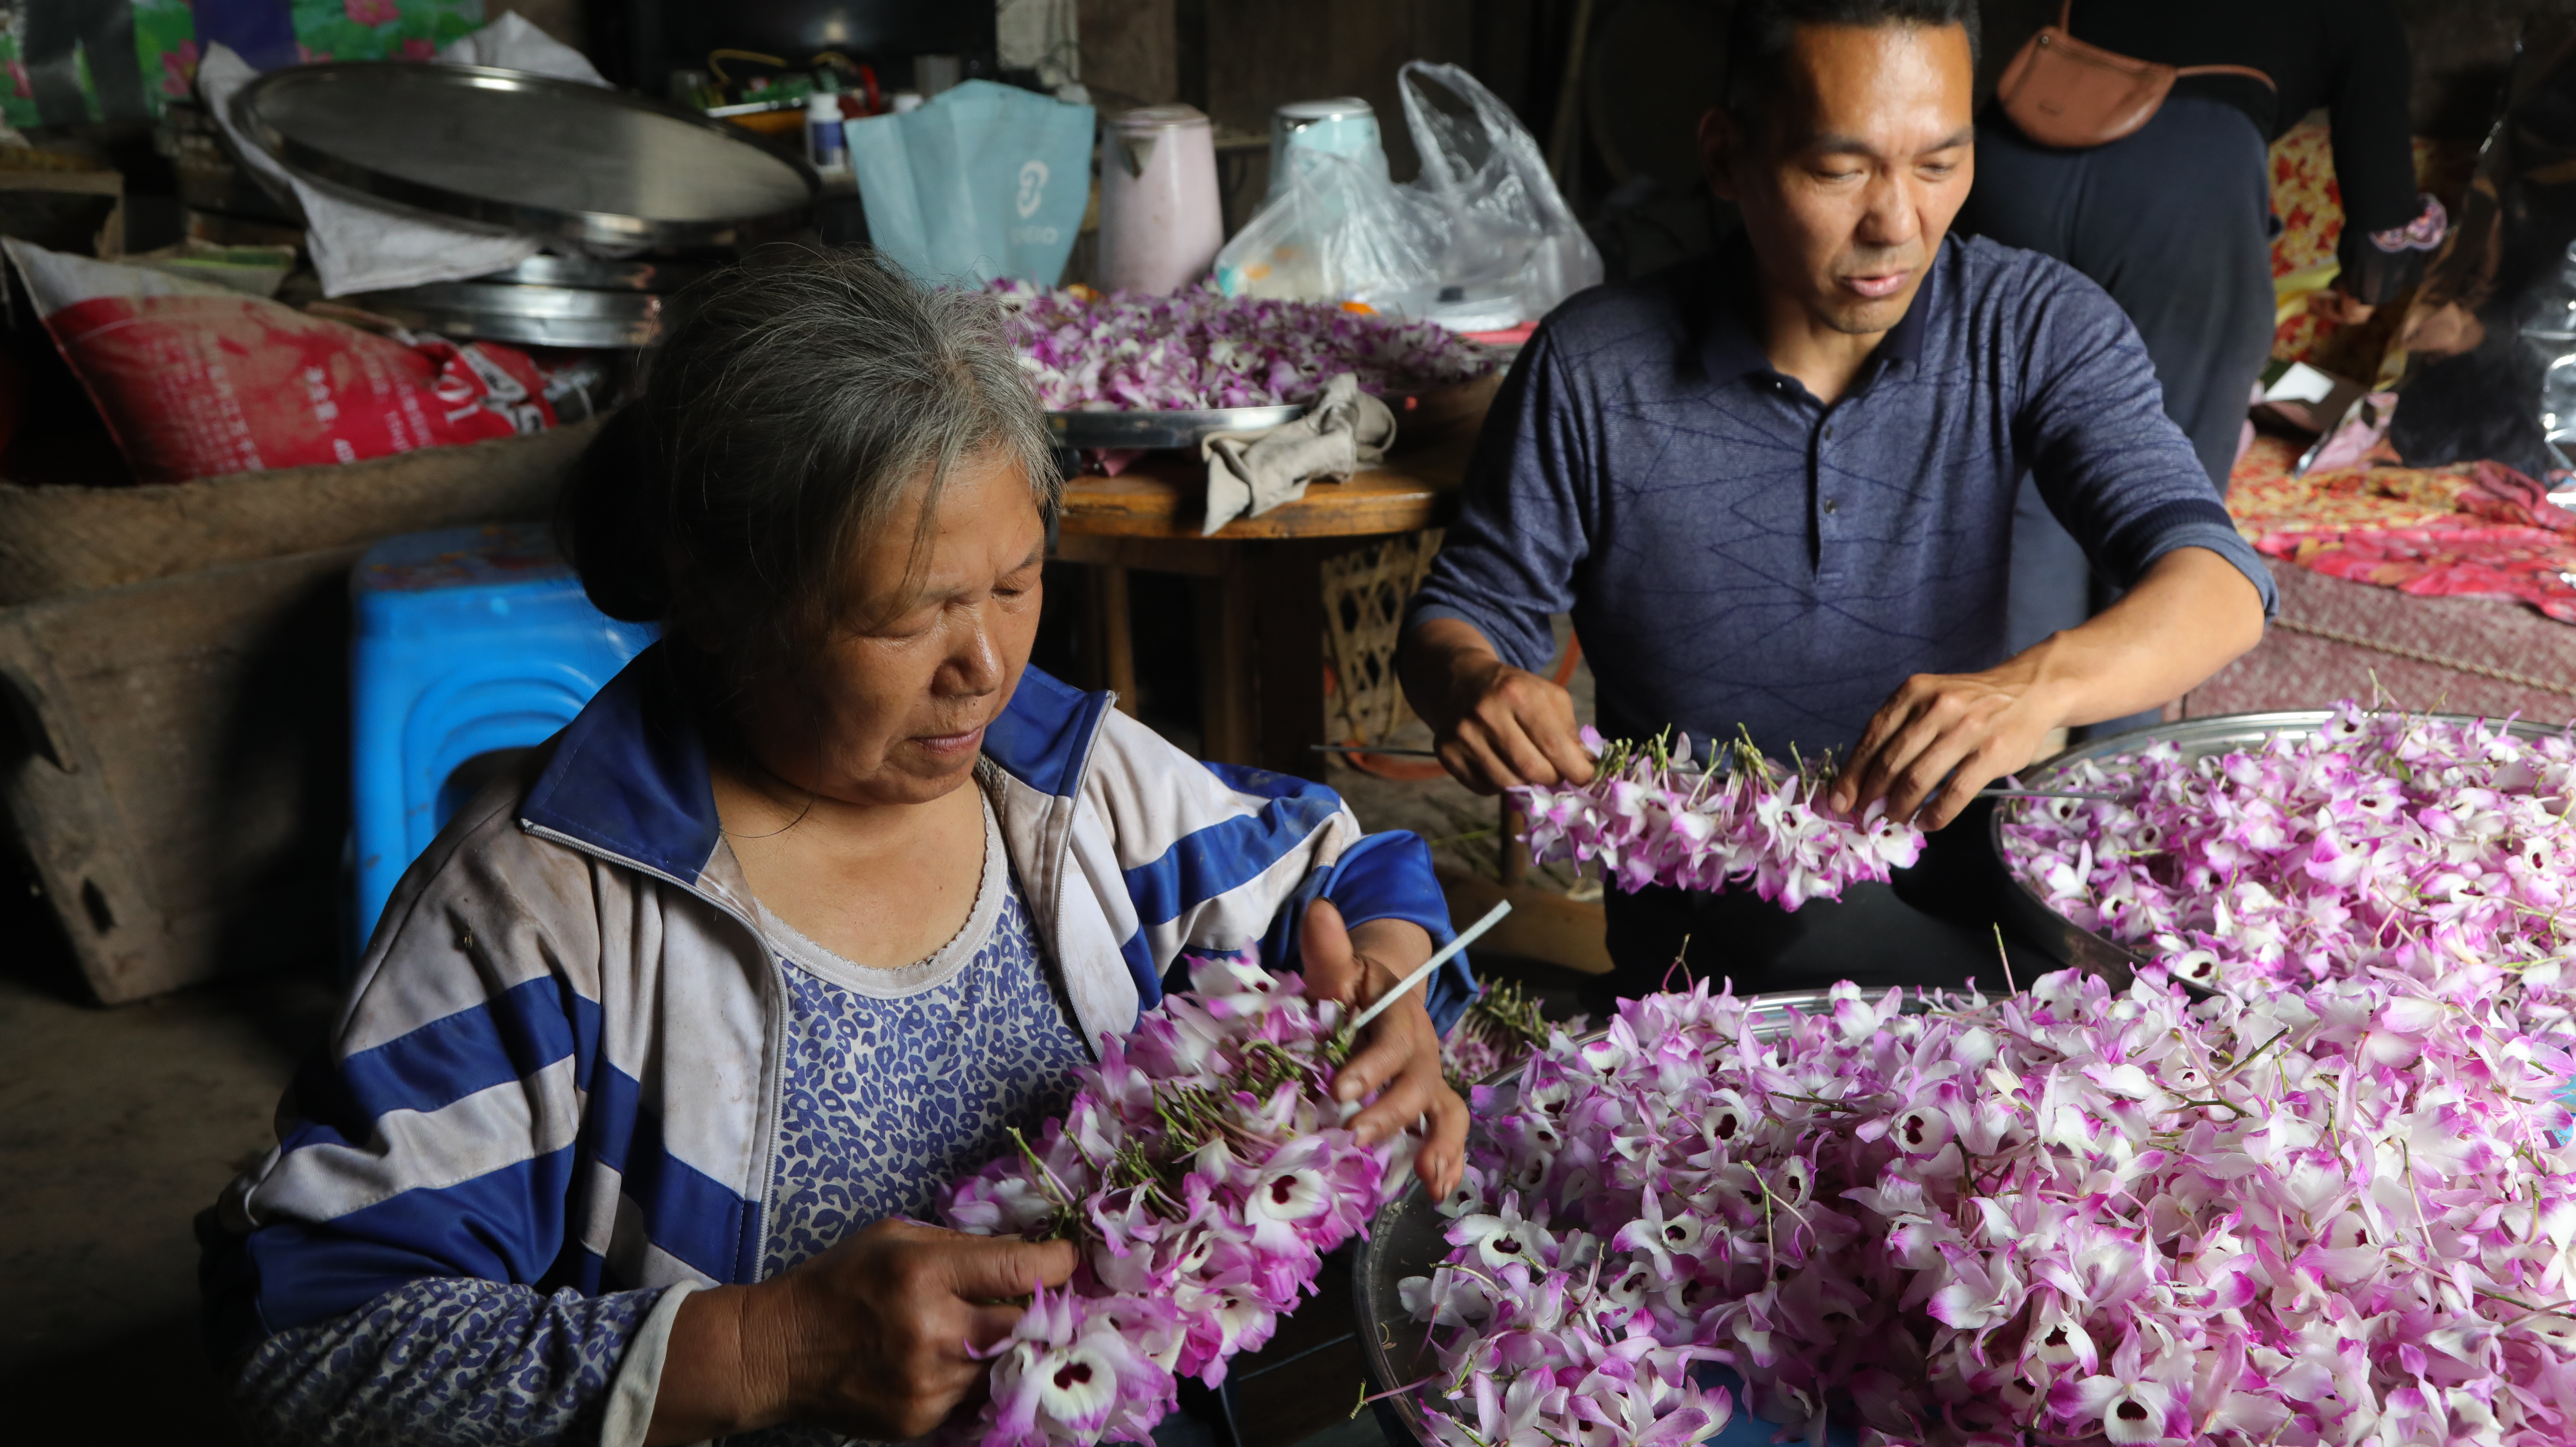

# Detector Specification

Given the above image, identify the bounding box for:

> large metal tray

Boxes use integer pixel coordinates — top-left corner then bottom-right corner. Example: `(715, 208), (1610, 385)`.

(1046, 404), (1306, 451)
(1355, 993), (1904, 1447)
(1989, 710), (2567, 979)
(347, 281), (672, 348)
(232, 63), (816, 249)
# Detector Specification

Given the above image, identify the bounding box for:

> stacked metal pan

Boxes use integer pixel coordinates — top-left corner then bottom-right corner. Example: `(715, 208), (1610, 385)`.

(345, 253), (721, 349)
(230, 61), (816, 348)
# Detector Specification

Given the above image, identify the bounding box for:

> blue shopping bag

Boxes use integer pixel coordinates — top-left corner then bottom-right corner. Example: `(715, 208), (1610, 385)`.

(847, 80), (1096, 287)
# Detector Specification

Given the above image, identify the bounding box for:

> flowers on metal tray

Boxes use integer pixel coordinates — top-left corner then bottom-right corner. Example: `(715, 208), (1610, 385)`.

(1513, 728), (1926, 911)
(1999, 701), (2576, 1033)
(991, 280), (1496, 412)
(1402, 970), (2576, 1447)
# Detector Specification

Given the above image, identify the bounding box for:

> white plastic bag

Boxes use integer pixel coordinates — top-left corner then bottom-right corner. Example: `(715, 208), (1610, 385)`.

(1398, 62), (1603, 324)
(1212, 146), (1445, 308)
(1213, 62), (1602, 326)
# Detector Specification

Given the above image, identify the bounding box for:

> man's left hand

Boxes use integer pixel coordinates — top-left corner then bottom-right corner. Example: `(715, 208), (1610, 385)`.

(1827, 658), (2060, 830)
(1297, 899), (1466, 1199)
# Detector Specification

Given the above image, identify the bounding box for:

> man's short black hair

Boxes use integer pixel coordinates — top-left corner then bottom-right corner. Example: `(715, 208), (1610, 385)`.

(1722, 0), (1981, 135)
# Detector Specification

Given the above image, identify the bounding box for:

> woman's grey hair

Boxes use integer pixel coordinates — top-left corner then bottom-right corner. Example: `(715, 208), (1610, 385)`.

(559, 246), (1060, 689)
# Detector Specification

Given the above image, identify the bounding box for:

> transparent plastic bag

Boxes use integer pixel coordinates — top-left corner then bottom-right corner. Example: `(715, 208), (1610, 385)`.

(2523, 240), (2576, 472)
(1213, 146), (1446, 308)
(1214, 61), (1602, 326)
(1396, 61), (1603, 324)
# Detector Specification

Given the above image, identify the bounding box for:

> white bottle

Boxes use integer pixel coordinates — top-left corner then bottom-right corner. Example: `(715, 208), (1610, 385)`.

(807, 92), (848, 174)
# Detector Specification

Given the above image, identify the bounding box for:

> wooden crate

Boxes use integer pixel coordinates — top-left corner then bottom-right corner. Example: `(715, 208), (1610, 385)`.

(2, 546), (358, 1002)
(0, 419), (604, 1001)
(0, 415), (603, 605)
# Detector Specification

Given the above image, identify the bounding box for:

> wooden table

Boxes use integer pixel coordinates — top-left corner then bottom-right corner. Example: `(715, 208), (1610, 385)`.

(1051, 436), (1472, 778)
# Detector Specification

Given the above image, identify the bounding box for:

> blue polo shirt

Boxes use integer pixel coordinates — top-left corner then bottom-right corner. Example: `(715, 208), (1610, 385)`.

(1408, 234), (2275, 761)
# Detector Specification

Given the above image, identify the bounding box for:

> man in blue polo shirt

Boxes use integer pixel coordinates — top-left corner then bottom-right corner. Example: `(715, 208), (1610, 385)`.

(1397, 0), (2272, 989)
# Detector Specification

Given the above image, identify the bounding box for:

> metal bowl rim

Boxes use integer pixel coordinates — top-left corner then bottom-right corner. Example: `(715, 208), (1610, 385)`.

(1987, 709), (2572, 982)
(1045, 403), (1310, 451)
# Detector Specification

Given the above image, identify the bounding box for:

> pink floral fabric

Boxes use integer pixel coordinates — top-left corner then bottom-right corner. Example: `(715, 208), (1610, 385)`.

(2230, 433), (2576, 624)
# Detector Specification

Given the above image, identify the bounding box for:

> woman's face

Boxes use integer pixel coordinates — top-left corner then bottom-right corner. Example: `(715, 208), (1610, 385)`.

(735, 448), (1046, 809)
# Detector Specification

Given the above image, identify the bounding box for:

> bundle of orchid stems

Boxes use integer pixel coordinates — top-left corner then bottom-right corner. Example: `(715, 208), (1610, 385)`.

(938, 952), (1416, 1447)
(1403, 969), (2576, 1447)
(1999, 700), (2576, 1038)
(1439, 976), (1580, 1090)
(1513, 727), (1925, 909)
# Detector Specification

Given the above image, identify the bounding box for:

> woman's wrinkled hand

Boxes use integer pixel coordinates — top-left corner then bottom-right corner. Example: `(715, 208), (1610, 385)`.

(649, 1218), (1076, 1445)
(1298, 898), (1468, 1199)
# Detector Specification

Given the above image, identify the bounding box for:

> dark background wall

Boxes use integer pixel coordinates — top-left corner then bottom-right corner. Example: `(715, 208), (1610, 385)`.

(1083, 0), (2576, 168)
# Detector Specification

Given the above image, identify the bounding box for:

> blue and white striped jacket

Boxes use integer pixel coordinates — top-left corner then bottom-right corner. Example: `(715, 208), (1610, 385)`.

(202, 649), (1466, 1359)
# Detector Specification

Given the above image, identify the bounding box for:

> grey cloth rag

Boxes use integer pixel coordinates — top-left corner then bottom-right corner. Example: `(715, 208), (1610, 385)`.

(1200, 373), (1397, 535)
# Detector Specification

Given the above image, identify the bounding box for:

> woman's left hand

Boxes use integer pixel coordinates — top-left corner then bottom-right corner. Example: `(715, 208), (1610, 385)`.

(1298, 898), (1467, 1199)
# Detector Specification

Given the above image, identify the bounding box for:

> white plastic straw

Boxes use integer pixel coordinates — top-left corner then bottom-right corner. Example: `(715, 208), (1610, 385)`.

(1346, 900), (1513, 1034)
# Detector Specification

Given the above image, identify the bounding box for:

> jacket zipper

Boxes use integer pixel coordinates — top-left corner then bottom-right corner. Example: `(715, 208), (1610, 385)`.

(519, 821), (793, 1285)
(1045, 694), (1114, 1051)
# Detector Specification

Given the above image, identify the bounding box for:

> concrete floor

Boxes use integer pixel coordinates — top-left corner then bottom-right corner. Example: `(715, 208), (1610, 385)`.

(0, 868), (335, 1443)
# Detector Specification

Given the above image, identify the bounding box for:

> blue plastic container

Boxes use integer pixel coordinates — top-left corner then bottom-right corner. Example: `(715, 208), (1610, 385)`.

(349, 522), (656, 956)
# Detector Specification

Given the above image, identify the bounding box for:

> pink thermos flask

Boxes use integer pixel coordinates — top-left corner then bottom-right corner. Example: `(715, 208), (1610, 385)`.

(1097, 105), (1224, 295)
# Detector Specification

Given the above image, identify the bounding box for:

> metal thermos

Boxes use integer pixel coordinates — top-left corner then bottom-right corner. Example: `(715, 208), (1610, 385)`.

(1097, 105), (1223, 296)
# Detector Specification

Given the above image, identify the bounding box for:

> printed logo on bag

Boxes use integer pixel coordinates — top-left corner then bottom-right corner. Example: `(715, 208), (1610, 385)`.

(1017, 159), (1049, 219)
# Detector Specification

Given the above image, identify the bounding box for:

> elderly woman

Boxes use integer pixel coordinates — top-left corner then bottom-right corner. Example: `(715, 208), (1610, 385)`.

(199, 251), (1470, 1447)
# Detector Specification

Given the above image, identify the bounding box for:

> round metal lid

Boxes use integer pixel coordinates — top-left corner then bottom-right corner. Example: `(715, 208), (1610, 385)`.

(233, 63), (817, 249)
(1113, 104), (1209, 132)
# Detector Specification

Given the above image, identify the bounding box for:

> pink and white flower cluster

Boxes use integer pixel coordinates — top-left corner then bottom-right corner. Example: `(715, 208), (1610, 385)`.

(2000, 702), (2576, 1032)
(1406, 969), (2576, 1447)
(938, 953), (1414, 1447)
(1514, 728), (1925, 910)
(991, 280), (1496, 412)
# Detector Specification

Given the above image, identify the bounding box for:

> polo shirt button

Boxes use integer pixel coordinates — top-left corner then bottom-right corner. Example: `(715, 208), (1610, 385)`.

(1824, 499), (1840, 515)
(1822, 425), (1835, 440)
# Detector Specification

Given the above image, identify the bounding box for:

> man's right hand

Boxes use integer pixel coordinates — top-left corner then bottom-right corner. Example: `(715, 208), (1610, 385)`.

(1399, 617), (1596, 795)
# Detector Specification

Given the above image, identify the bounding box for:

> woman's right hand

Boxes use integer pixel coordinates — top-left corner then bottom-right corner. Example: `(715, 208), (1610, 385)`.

(647, 1218), (1078, 1444)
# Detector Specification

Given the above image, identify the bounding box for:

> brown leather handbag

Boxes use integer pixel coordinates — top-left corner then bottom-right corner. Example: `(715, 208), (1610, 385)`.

(1995, 0), (2275, 149)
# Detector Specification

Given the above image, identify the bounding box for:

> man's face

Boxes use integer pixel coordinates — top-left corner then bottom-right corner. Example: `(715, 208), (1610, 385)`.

(1702, 22), (1975, 338)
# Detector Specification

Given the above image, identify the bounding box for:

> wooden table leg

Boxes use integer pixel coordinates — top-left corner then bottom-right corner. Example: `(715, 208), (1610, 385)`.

(1252, 541), (1328, 781)
(1193, 556), (1257, 766)
(1084, 563), (1138, 718)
